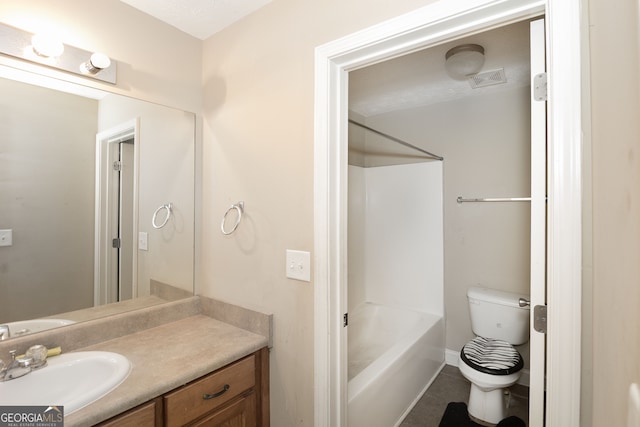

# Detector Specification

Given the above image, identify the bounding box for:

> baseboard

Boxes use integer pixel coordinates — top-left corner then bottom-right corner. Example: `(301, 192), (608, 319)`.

(445, 348), (530, 387)
(445, 348), (459, 367)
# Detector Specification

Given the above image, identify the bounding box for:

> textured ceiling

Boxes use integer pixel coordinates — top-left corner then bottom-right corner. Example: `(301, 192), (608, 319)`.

(119, 0), (272, 40)
(349, 19), (533, 117)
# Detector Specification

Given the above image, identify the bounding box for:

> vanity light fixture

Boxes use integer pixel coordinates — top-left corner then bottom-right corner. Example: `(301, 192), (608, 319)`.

(0, 22), (116, 84)
(444, 44), (485, 79)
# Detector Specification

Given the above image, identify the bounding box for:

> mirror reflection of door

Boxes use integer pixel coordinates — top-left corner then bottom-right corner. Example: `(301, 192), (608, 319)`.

(112, 140), (135, 302)
(103, 130), (136, 305)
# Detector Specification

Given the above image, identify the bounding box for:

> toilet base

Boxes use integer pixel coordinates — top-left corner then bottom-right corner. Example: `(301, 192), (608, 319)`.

(467, 383), (506, 424)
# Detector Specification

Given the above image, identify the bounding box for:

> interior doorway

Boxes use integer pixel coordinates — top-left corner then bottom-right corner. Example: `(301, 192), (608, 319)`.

(314, 1), (584, 426)
(345, 16), (545, 426)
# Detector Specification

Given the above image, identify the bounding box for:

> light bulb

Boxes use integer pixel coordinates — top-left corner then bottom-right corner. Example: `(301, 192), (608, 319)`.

(31, 33), (64, 58)
(81, 53), (111, 74)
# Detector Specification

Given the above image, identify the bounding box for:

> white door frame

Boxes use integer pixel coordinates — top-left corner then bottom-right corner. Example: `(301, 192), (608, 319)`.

(313, 0), (584, 426)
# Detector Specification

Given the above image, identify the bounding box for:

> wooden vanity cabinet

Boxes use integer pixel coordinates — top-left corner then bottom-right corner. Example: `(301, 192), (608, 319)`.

(97, 347), (269, 427)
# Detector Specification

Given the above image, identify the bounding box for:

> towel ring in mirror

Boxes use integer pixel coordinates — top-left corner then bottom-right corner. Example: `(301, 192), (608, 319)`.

(152, 203), (172, 229)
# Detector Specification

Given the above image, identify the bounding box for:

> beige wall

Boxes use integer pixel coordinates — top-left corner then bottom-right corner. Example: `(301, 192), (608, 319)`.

(0, 78), (97, 322)
(200, 1), (437, 425)
(588, 0), (640, 425)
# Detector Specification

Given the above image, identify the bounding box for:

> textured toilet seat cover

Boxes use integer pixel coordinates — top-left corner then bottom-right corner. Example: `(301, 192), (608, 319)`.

(461, 336), (524, 375)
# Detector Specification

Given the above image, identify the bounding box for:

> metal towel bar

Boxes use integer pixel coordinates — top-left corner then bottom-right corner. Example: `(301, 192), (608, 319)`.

(456, 196), (532, 204)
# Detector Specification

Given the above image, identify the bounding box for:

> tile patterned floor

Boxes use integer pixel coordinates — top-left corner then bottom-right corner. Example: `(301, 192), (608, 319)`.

(399, 365), (529, 427)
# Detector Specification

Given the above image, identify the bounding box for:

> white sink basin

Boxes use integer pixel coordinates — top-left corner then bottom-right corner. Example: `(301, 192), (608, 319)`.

(0, 351), (131, 415)
(6, 319), (75, 337)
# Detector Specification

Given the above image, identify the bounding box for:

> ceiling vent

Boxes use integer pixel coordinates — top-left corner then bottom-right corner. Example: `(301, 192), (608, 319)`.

(468, 68), (507, 89)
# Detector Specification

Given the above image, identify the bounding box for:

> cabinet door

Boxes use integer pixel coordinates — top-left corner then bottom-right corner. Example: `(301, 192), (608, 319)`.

(190, 392), (257, 427)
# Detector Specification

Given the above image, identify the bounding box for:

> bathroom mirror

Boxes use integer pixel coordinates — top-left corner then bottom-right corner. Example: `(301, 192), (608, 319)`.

(0, 65), (195, 337)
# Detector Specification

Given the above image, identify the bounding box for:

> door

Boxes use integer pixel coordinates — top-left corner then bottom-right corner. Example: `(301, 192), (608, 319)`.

(529, 17), (547, 427)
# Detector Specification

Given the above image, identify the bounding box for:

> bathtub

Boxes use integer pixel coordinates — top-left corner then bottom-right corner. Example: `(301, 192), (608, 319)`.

(348, 302), (445, 427)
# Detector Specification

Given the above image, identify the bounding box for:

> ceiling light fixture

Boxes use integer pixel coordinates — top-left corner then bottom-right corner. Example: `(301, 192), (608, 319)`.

(444, 44), (485, 79)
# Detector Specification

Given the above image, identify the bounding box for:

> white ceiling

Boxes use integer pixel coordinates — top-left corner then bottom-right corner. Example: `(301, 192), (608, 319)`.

(349, 19), (533, 117)
(119, 0), (272, 40)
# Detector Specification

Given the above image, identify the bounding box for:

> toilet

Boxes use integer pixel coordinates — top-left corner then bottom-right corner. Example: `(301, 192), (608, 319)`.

(458, 286), (530, 424)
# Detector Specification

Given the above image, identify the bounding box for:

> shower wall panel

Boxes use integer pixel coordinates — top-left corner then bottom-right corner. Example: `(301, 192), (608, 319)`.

(348, 162), (443, 314)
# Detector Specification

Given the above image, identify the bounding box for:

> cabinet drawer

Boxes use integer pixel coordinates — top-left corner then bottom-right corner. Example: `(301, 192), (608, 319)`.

(97, 399), (159, 427)
(164, 355), (255, 426)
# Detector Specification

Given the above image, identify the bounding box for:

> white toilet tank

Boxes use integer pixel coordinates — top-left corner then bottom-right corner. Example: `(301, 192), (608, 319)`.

(467, 286), (530, 345)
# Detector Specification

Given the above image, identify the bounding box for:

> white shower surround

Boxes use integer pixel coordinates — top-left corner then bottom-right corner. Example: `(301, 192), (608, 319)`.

(347, 162), (444, 427)
(348, 162), (444, 313)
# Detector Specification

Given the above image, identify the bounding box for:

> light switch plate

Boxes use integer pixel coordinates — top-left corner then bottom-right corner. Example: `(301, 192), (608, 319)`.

(286, 249), (311, 282)
(629, 383), (640, 427)
(138, 232), (148, 251)
(0, 229), (12, 247)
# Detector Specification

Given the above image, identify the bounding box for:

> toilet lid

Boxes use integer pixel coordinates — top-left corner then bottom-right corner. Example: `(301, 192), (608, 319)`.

(460, 336), (524, 375)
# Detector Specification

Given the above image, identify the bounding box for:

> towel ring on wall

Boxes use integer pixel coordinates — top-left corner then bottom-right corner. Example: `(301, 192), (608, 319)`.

(221, 201), (244, 235)
(152, 203), (173, 229)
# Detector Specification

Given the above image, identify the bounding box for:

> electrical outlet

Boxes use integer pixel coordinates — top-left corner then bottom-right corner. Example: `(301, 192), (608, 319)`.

(286, 249), (311, 282)
(0, 229), (12, 247)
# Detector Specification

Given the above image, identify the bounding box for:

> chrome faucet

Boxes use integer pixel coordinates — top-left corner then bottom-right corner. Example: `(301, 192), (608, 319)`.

(0, 350), (32, 381)
(0, 325), (9, 340)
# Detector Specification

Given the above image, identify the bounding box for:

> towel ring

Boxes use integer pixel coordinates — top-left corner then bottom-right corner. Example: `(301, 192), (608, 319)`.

(152, 203), (172, 229)
(221, 201), (244, 235)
